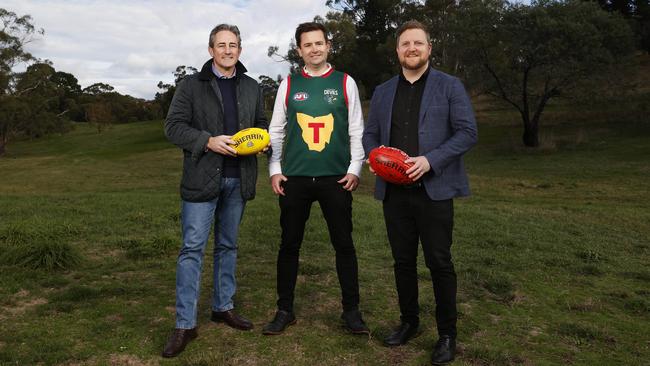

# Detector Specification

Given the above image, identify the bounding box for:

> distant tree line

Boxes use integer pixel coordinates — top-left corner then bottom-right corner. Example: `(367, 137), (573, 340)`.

(589, 0), (650, 52)
(0, 2), (279, 157)
(1, 1), (646, 153)
(154, 67), (283, 117)
(270, 0), (639, 147)
(0, 8), (162, 155)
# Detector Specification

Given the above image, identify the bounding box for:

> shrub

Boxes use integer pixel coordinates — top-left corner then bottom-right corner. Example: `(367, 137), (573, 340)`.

(0, 241), (82, 270)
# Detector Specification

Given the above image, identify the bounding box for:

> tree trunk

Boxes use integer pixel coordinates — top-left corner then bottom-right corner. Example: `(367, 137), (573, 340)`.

(520, 66), (539, 147)
(523, 121), (539, 147)
(527, 90), (553, 149)
(521, 111), (539, 147)
(0, 139), (6, 156)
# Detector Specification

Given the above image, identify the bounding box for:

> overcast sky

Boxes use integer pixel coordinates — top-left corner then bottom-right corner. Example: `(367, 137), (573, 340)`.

(4, 0), (330, 99)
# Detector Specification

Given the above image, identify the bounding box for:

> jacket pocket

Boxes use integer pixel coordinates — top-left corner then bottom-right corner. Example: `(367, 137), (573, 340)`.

(181, 158), (202, 192)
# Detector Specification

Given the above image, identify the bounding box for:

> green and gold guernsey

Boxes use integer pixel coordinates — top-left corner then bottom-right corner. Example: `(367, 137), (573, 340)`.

(283, 69), (350, 177)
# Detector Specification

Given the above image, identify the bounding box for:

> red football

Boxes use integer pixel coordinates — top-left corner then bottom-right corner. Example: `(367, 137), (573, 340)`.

(368, 146), (414, 185)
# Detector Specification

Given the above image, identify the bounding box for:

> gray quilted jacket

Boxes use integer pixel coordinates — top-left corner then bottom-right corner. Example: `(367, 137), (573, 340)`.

(164, 59), (268, 202)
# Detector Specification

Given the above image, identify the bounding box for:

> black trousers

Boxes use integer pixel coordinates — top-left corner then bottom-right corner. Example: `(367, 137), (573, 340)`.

(276, 176), (360, 312)
(383, 184), (457, 337)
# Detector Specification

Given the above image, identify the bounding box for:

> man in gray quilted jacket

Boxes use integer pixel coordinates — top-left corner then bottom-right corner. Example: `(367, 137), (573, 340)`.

(162, 23), (268, 358)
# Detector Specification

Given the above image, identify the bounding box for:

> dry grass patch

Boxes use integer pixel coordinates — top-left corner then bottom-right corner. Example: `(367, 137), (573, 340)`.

(108, 354), (157, 366)
(1, 289), (48, 319)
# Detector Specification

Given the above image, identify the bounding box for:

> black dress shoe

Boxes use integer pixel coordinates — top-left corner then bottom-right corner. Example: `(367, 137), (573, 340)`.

(162, 328), (198, 358)
(431, 335), (456, 365)
(383, 322), (419, 347)
(262, 310), (296, 335)
(341, 310), (370, 335)
(211, 309), (254, 330)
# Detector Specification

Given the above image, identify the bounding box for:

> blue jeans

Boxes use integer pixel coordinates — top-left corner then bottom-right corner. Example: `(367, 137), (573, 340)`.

(175, 178), (245, 329)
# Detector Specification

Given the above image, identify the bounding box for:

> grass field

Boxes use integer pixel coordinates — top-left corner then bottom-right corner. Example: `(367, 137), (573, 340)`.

(1, 101), (649, 365)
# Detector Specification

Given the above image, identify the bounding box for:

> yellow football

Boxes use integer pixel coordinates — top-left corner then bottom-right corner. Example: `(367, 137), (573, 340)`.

(230, 127), (270, 155)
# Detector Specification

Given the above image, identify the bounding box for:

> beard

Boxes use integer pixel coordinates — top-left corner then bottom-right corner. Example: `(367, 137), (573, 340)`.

(399, 54), (429, 70)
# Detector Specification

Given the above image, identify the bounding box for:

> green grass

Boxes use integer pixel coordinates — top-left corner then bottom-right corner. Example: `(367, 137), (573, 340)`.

(0, 109), (649, 365)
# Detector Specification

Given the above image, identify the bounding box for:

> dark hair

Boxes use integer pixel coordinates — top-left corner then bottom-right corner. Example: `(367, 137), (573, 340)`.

(396, 20), (431, 44)
(209, 24), (241, 48)
(294, 22), (328, 47)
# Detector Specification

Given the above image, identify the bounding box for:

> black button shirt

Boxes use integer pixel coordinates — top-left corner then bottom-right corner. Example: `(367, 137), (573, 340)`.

(390, 68), (429, 157)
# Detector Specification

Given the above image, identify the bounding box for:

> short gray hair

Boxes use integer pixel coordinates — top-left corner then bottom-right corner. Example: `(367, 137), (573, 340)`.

(209, 24), (241, 47)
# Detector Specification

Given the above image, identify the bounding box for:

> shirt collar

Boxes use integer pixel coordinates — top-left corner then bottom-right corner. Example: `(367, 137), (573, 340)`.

(212, 63), (236, 79)
(302, 63), (332, 77)
(399, 66), (430, 84)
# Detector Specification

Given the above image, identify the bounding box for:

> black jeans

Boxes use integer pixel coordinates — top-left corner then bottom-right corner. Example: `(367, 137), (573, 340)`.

(276, 176), (360, 313)
(383, 184), (457, 337)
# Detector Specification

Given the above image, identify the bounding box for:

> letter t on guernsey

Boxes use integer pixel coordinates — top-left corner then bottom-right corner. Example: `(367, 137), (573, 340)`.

(308, 122), (325, 143)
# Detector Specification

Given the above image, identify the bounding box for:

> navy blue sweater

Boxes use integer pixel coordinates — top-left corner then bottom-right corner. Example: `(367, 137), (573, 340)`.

(216, 77), (240, 178)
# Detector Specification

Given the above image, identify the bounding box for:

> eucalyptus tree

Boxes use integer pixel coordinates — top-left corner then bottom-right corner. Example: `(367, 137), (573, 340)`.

(455, 0), (635, 146)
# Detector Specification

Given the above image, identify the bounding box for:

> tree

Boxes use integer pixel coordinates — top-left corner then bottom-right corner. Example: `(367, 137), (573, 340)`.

(258, 74), (283, 110)
(455, 0), (635, 147)
(50, 71), (82, 119)
(0, 8), (43, 154)
(155, 65), (197, 117)
(0, 8), (43, 95)
(85, 100), (113, 132)
(641, 0), (650, 52)
(587, 0), (650, 53)
(322, 12), (359, 76)
(327, 0), (403, 96)
(0, 96), (29, 154)
(11, 62), (72, 139)
(79, 82), (115, 131)
(82, 82), (114, 96)
(416, 0), (464, 73)
(584, 0), (650, 53)
(51, 71), (81, 96)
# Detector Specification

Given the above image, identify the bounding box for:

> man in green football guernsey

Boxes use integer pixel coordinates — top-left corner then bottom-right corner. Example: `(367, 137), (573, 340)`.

(263, 22), (368, 335)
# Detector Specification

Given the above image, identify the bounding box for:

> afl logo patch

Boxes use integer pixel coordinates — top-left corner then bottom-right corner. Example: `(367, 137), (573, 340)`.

(293, 92), (309, 101)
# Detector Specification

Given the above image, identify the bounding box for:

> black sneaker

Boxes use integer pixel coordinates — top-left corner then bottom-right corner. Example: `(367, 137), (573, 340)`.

(262, 310), (296, 335)
(341, 309), (370, 335)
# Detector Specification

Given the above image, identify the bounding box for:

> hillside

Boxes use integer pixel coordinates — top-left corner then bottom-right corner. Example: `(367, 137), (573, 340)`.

(1, 86), (649, 364)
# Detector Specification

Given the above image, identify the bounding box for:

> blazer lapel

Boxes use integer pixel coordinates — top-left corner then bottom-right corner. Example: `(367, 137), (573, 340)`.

(418, 67), (441, 128)
(382, 76), (399, 145)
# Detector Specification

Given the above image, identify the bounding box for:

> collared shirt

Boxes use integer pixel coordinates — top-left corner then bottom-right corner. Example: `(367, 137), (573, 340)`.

(390, 68), (430, 157)
(211, 63), (237, 79)
(302, 63), (332, 77)
(267, 64), (365, 177)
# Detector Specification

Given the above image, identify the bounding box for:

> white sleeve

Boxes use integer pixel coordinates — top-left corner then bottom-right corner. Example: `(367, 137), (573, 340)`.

(268, 78), (289, 177)
(345, 75), (365, 177)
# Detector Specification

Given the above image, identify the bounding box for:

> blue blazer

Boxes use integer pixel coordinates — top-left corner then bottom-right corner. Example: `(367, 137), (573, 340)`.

(362, 67), (478, 201)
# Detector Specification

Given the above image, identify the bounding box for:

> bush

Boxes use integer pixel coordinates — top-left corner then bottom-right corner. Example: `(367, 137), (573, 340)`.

(0, 241), (82, 270)
(0, 223), (82, 270)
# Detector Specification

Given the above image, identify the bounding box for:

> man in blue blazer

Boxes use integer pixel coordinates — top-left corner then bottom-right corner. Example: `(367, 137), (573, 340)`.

(362, 20), (477, 365)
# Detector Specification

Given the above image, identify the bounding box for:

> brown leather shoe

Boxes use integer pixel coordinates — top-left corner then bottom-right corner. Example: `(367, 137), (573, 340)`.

(162, 328), (198, 358)
(211, 309), (253, 330)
